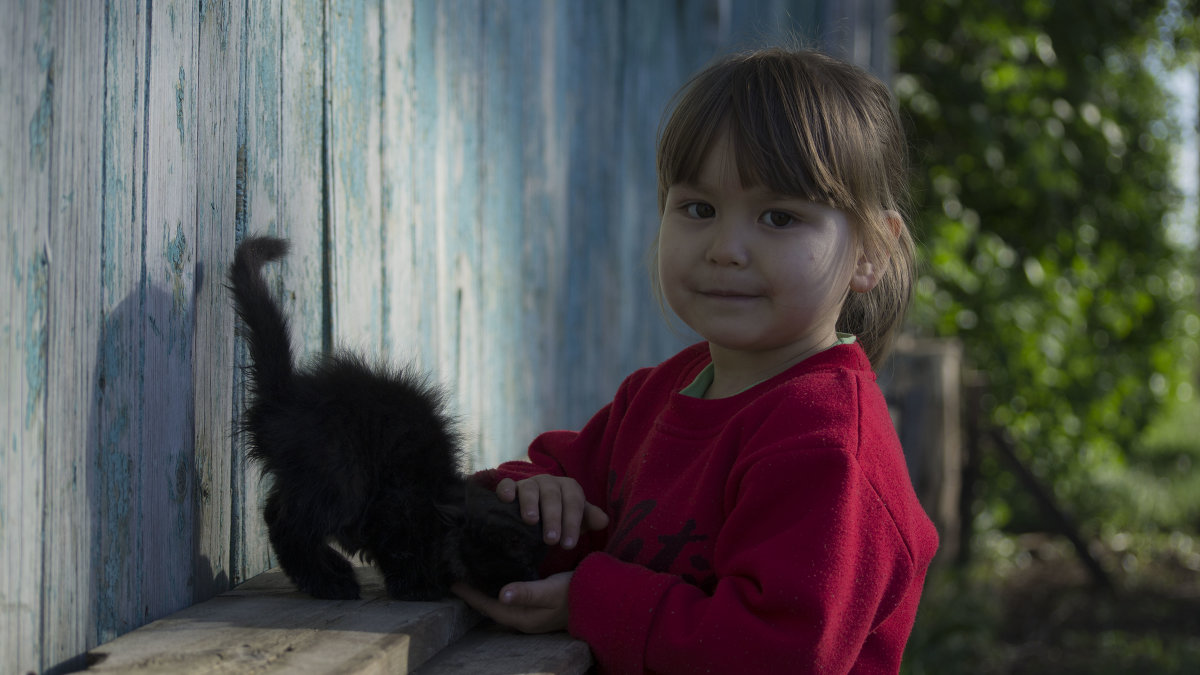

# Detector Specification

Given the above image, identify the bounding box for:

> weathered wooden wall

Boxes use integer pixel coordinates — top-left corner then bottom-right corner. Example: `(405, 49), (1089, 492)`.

(0, 0), (888, 671)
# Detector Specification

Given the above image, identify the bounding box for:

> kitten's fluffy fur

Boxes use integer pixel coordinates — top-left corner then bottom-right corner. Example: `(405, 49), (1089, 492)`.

(229, 236), (544, 600)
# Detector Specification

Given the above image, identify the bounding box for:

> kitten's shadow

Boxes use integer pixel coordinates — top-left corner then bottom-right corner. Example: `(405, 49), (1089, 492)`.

(89, 284), (207, 637)
(85, 277), (229, 639)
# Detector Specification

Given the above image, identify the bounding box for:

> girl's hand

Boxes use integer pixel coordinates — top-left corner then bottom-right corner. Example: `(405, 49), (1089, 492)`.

(496, 476), (609, 549)
(452, 572), (574, 634)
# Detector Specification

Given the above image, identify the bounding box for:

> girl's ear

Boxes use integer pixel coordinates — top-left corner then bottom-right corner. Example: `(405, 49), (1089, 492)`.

(850, 210), (903, 294)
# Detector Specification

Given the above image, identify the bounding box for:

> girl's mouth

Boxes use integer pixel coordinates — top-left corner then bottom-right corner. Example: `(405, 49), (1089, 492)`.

(699, 289), (760, 300)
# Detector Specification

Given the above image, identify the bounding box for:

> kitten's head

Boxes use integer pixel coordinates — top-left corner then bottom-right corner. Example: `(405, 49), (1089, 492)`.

(439, 482), (547, 597)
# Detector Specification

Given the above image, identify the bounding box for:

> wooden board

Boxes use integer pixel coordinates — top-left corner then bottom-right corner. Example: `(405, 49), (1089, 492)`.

(95, 0), (151, 648)
(276, 0), (329, 362)
(879, 338), (965, 560)
(41, 2), (108, 669)
(139, 0), (200, 628)
(380, 0), (422, 368)
(477, 0), (536, 464)
(85, 567), (479, 674)
(235, 0), (278, 586)
(430, 0), (485, 467)
(193, 0), (244, 606)
(1, 3), (53, 670)
(85, 565), (592, 675)
(413, 624), (593, 675)
(327, 0), (384, 354)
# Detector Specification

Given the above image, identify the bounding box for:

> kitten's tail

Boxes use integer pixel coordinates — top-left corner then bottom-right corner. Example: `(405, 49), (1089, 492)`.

(228, 236), (294, 397)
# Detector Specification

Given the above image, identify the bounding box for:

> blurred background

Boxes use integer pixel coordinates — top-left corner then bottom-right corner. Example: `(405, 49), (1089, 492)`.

(891, 1), (1200, 672)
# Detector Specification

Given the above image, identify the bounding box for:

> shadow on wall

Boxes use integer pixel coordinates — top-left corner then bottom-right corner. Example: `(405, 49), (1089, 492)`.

(80, 278), (227, 671)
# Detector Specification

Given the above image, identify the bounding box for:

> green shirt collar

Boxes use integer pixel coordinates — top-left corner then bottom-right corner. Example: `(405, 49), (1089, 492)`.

(679, 333), (857, 399)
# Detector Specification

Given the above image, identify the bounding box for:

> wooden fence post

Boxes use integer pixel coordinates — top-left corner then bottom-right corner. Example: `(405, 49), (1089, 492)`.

(879, 337), (964, 562)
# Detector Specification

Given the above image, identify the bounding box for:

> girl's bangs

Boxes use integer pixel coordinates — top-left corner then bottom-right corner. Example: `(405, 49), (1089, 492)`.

(659, 57), (853, 212)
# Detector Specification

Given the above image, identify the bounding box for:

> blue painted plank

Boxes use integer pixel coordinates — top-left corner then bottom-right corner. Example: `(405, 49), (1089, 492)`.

(410, 0), (441, 373)
(192, 0), (243, 605)
(615, 0), (704, 372)
(42, 1), (108, 668)
(381, 0), (425, 368)
(515, 0), (572, 435)
(276, 0), (327, 362)
(0, 3), (52, 671)
(95, 0), (151, 649)
(139, 0), (199, 629)
(479, 0), (534, 467)
(558, 0), (630, 430)
(327, 0), (384, 352)
(234, 0), (281, 586)
(433, 0), (485, 464)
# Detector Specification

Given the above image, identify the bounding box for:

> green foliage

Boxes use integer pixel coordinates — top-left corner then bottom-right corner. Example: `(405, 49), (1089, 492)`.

(904, 370), (1200, 672)
(904, 529), (1200, 674)
(894, 0), (1200, 531)
(1103, 394), (1200, 533)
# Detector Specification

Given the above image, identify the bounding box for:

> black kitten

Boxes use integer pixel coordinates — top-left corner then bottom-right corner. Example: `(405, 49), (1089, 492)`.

(228, 235), (544, 601)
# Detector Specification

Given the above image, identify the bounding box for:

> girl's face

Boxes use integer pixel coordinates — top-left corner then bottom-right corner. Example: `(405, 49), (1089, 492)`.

(658, 131), (871, 358)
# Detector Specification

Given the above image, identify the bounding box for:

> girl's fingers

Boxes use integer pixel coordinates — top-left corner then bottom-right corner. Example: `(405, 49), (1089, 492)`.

(497, 580), (537, 606)
(559, 484), (587, 549)
(499, 573), (571, 608)
(451, 582), (500, 618)
(455, 574), (573, 634)
(584, 503), (610, 531)
(516, 479), (542, 524)
(535, 477), (564, 545)
(499, 475), (609, 548)
(495, 478), (517, 503)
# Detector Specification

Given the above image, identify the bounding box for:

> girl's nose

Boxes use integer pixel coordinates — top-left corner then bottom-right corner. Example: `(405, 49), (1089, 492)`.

(706, 217), (750, 267)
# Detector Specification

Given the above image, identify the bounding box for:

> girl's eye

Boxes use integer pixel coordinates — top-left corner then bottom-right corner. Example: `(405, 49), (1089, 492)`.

(763, 210), (796, 228)
(684, 202), (716, 219)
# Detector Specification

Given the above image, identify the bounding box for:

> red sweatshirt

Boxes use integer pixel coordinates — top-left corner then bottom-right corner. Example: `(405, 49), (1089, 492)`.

(477, 342), (938, 674)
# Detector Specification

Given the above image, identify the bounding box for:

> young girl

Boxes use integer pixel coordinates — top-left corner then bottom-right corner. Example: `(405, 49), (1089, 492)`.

(455, 47), (938, 674)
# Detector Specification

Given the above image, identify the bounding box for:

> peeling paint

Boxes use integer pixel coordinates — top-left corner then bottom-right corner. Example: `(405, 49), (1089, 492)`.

(171, 454), (188, 505)
(37, 0), (52, 32)
(200, 0), (231, 55)
(165, 222), (187, 271)
(170, 454), (192, 544)
(235, 143), (247, 228)
(251, 3), (280, 203)
(331, 0), (370, 208)
(28, 48), (54, 171)
(175, 67), (186, 145)
(166, 221), (188, 319)
(22, 250), (48, 425)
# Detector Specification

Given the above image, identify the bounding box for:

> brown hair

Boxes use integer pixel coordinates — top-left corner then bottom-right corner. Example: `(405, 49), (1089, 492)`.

(654, 48), (916, 368)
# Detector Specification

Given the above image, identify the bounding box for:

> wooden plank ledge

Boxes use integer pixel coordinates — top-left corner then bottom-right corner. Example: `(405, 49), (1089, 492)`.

(84, 566), (592, 674)
(414, 624), (592, 675)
